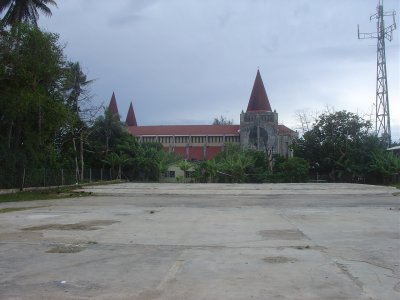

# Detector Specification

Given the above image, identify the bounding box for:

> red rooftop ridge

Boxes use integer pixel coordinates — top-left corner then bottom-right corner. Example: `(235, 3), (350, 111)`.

(128, 125), (240, 136)
(128, 124), (294, 136)
(246, 70), (272, 112)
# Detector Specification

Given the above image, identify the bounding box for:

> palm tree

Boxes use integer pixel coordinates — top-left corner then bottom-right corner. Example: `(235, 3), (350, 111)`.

(178, 160), (192, 183)
(202, 160), (218, 183)
(0, 0), (57, 26)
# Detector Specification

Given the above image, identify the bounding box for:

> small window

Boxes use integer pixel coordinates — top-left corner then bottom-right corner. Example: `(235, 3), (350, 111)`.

(164, 171), (175, 178)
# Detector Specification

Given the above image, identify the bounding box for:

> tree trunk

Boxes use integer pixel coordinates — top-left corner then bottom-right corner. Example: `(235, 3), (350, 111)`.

(72, 137), (80, 181)
(106, 135), (109, 154)
(80, 130), (84, 181)
(38, 106), (42, 145)
(13, 118), (22, 150)
(7, 123), (13, 148)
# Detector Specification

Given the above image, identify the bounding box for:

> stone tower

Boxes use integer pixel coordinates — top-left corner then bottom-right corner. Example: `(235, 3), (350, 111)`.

(240, 70), (278, 153)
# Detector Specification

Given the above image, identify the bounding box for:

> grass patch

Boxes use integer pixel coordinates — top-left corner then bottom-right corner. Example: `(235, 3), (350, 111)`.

(0, 186), (92, 203)
(392, 183), (400, 189)
(0, 206), (47, 213)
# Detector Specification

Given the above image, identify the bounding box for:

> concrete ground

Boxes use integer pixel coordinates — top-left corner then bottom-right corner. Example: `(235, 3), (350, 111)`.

(0, 183), (399, 300)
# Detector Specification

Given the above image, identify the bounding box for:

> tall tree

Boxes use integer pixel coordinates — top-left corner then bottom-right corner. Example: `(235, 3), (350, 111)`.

(212, 115), (233, 125)
(293, 110), (385, 182)
(0, 0), (57, 26)
(178, 160), (192, 183)
(61, 61), (95, 181)
(91, 108), (125, 155)
(0, 24), (69, 188)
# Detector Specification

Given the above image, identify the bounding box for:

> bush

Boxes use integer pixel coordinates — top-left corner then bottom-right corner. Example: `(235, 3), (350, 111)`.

(274, 157), (309, 183)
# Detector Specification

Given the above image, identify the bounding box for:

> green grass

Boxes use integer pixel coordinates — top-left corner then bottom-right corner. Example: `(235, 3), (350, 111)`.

(392, 183), (400, 189)
(0, 186), (92, 203)
(0, 180), (127, 203)
(0, 206), (47, 213)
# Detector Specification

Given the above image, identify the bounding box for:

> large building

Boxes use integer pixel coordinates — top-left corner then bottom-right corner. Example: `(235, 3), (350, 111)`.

(110, 70), (297, 160)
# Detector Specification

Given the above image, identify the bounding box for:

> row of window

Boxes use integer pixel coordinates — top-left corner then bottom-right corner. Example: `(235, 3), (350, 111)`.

(243, 114), (274, 122)
(140, 135), (239, 144)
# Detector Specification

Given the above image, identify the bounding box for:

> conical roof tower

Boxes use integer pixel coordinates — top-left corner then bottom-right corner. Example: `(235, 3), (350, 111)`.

(246, 70), (272, 112)
(108, 92), (119, 116)
(126, 102), (137, 126)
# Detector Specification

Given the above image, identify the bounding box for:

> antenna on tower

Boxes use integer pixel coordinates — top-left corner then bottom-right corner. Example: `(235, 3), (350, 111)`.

(358, 0), (397, 147)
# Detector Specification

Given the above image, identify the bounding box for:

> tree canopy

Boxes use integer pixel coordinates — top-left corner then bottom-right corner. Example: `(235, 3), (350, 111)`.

(0, 0), (57, 26)
(293, 110), (398, 183)
(212, 115), (234, 125)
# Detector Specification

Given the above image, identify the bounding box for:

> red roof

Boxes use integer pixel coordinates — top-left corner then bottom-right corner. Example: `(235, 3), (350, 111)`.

(108, 92), (119, 116)
(278, 124), (296, 135)
(129, 124), (295, 137)
(126, 102), (137, 126)
(129, 125), (240, 136)
(246, 70), (272, 112)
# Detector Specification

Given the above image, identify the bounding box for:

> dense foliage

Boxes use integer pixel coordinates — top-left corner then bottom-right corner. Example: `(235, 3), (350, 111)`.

(186, 144), (310, 183)
(0, 24), (69, 187)
(0, 0), (57, 26)
(0, 24), (179, 188)
(293, 110), (399, 184)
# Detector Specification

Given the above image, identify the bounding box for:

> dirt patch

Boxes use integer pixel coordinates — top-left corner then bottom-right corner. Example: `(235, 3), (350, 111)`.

(263, 256), (298, 264)
(22, 220), (119, 231)
(277, 245), (327, 251)
(258, 229), (307, 240)
(294, 245), (310, 250)
(46, 245), (86, 253)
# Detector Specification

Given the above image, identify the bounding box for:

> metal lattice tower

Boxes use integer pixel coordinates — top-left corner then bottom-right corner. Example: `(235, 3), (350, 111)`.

(358, 0), (396, 147)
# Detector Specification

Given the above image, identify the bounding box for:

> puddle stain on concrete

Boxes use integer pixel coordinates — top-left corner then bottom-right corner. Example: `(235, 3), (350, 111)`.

(22, 220), (119, 231)
(46, 245), (86, 253)
(258, 229), (307, 240)
(263, 256), (298, 264)
(0, 231), (43, 241)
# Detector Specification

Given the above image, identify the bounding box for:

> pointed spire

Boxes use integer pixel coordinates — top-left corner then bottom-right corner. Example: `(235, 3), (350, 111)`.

(108, 92), (119, 116)
(246, 70), (272, 112)
(126, 102), (137, 126)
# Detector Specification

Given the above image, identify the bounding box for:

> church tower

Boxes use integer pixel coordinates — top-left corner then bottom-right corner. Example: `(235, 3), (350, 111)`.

(240, 70), (278, 153)
(108, 92), (120, 118)
(126, 102), (137, 126)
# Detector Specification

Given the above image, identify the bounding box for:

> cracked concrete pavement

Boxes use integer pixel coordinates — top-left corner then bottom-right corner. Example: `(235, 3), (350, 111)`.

(0, 183), (399, 299)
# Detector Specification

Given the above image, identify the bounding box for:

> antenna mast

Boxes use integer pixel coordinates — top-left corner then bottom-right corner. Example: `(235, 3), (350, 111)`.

(358, 0), (396, 147)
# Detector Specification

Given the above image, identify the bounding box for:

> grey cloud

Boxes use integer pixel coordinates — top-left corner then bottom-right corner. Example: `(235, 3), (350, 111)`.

(108, 14), (143, 27)
(38, 0), (399, 141)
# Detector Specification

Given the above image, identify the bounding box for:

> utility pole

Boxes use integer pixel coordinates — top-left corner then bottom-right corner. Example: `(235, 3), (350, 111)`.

(358, 0), (396, 147)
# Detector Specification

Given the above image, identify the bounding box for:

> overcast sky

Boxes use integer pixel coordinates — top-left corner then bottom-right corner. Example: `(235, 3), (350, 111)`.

(39, 0), (399, 140)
